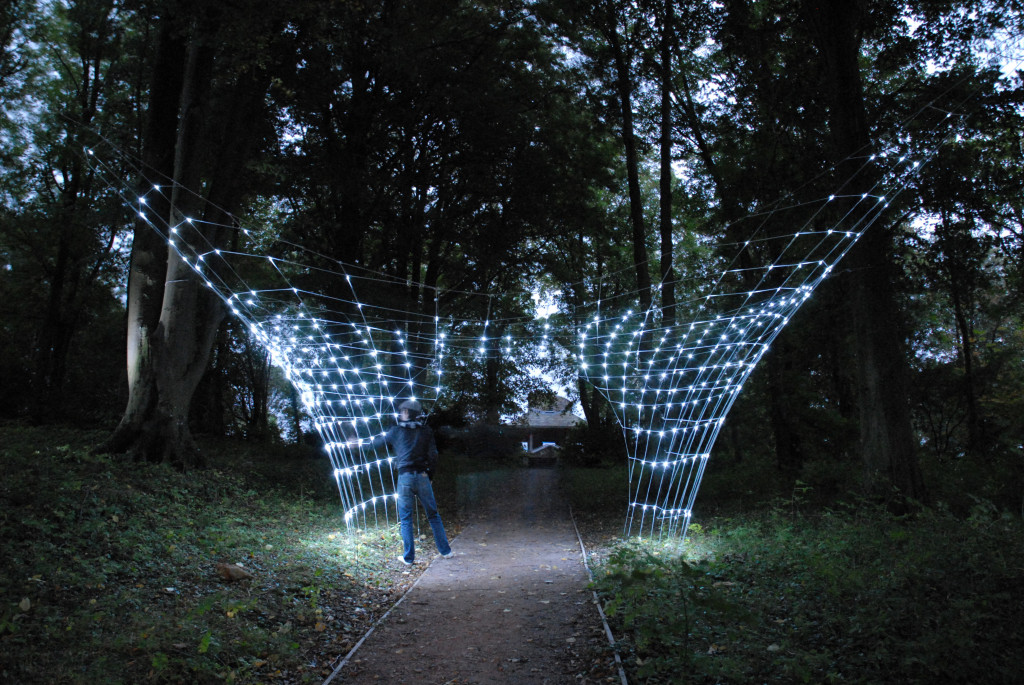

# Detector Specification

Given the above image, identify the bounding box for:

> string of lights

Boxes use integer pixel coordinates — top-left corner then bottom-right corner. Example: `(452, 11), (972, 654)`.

(78, 130), (942, 538)
(75, 25), (1019, 536)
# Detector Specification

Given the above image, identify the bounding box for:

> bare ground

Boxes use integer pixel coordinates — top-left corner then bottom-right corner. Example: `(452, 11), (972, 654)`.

(330, 468), (623, 684)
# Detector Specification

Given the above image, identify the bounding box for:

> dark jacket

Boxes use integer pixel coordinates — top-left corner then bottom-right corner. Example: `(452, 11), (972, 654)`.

(377, 420), (438, 475)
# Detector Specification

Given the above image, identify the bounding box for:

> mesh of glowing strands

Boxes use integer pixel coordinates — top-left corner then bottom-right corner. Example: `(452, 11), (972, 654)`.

(81, 27), (1013, 535)
(83, 147), (449, 530)
(578, 151), (930, 539)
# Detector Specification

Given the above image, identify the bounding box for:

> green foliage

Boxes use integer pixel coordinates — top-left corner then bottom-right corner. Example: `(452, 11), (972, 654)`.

(560, 422), (626, 467)
(589, 502), (1024, 684)
(594, 542), (750, 682)
(0, 423), (428, 684)
(560, 463), (628, 516)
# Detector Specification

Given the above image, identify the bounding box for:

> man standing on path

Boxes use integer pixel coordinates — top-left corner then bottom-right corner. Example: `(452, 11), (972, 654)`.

(374, 399), (453, 565)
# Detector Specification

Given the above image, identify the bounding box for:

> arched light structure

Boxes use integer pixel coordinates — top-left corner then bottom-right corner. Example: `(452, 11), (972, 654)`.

(577, 152), (930, 538)
(83, 105), (950, 538)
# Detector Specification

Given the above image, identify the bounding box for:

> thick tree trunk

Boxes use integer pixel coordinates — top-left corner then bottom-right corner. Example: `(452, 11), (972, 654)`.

(191, 333), (227, 438)
(804, 0), (924, 504)
(288, 382), (304, 443)
(99, 14), (183, 459)
(100, 2), (276, 465)
(101, 17), (222, 467)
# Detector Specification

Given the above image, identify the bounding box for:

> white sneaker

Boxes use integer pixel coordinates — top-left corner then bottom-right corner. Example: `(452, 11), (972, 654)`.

(397, 556), (415, 566)
(441, 551), (454, 559)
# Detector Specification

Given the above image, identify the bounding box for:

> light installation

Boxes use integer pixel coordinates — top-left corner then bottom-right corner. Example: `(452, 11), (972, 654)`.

(82, 106), (955, 539)
(578, 153), (925, 537)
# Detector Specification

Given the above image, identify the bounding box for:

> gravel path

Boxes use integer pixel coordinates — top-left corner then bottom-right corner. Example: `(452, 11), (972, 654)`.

(332, 468), (621, 684)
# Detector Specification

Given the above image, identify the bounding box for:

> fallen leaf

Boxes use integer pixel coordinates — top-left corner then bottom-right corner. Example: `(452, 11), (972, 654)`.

(19, 597), (31, 612)
(767, 644), (781, 652)
(216, 563), (254, 581)
(315, 622), (327, 632)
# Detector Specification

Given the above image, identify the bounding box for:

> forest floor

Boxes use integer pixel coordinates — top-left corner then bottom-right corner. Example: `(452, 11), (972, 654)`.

(333, 468), (621, 684)
(4, 422), (1023, 684)
(0, 423), (623, 684)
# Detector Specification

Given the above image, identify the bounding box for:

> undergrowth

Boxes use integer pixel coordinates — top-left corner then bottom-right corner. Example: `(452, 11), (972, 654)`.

(588, 503), (1024, 684)
(0, 422), (455, 684)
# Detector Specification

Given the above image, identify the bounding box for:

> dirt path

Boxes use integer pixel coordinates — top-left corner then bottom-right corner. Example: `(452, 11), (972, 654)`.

(331, 468), (621, 684)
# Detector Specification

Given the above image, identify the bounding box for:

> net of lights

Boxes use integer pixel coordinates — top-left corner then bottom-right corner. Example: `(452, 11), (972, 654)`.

(80, 83), (980, 538)
(576, 148), (939, 539)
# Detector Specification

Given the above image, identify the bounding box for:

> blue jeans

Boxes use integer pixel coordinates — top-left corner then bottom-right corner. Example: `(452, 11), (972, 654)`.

(397, 471), (451, 563)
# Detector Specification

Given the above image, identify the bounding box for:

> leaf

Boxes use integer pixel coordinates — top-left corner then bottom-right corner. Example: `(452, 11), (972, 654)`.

(315, 621), (327, 632)
(216, 563), (253, 581)
(18, 597), (31, 612)
(198, 630), (213, 654)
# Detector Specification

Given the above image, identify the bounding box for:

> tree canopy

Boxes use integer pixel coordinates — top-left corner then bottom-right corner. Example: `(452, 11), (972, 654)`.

(1, 0), (1022, 511)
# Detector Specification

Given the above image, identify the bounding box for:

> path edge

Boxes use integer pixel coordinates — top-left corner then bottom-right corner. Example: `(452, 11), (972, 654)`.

(569, 504), (630, 685)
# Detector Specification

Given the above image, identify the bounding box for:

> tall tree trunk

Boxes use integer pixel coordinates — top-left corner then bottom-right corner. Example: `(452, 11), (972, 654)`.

(803, 0), (924, 504)
(100, 1), (277, 465)
(608, 27), (652, 312)
(98, 13), (183, 459)
(29, 202), (77, 422)
(766, 338), (804, 473)
(29, 3), (115, 421)
(948, 260), (981, 454)
(191, 325), (228, 437)
(658, 0), (676, 328)
(484, 352), (501, 425)
(289, 382), (304, 443)
(101, 15), (224, 467)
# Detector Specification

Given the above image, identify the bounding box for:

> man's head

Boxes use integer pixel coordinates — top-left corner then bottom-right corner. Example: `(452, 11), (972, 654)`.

(398, 398), (422, 421)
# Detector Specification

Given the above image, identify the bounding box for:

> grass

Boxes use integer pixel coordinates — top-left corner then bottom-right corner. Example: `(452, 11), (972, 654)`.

(566, 464), (1024, 684)
(0, 422), (461, 684)
(7, 422), (1022, 684)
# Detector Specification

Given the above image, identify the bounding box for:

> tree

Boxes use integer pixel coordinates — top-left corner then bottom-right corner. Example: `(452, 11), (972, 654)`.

(101, 1), (282, 466)
(0, 1), (136, 421)
(545, 0), (656, 312)
(272, 0), (615, 422)
(657, 0), (676, 327)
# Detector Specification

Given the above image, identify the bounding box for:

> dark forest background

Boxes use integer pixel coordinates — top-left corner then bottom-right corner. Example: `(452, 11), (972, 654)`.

(1, 0), (1023, 514)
